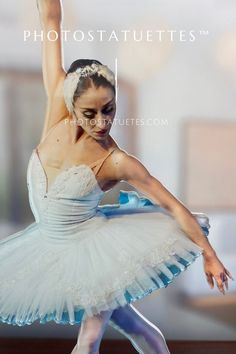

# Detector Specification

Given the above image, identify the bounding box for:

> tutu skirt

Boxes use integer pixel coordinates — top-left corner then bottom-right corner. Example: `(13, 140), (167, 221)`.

(0, 190), (210, 326)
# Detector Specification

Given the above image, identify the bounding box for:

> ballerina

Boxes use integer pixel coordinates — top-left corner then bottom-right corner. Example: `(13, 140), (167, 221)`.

(0, 1), (233, 354)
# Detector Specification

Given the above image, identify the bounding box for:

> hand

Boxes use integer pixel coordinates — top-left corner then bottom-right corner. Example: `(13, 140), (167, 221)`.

(203, 254), (234, 295)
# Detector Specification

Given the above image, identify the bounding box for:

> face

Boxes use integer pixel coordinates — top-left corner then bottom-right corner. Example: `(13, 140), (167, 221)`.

(73, 84), (116, 140)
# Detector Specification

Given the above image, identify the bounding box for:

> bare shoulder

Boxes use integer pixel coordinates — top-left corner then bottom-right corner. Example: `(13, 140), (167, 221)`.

(109, 144), (151, 183)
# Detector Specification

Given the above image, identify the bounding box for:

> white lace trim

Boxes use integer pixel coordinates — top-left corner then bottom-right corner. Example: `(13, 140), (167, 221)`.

(30, 153), (101, 208)
(0, 236), (203, 323)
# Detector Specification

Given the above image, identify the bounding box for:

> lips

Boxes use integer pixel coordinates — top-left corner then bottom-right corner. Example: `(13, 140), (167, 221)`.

(96, 130), (107, 134)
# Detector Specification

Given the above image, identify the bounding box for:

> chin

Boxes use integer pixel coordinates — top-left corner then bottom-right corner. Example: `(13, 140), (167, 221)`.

(95, 135), (107, 140)
(93, 131), (109, 139)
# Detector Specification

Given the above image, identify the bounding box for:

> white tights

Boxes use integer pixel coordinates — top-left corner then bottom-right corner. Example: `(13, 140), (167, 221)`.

(71, 304), (171, 354)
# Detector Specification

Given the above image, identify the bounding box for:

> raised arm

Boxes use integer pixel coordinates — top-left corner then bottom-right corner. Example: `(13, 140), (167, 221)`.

(37, 0), (65, 94)
(36, 0), (69, 142)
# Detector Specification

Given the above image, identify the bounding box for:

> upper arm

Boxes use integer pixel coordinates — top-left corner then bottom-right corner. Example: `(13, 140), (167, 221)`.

(41, 17), (66, 97)
(39, 73), (69, 143)
(37, 0), (66, 96)
(42, 19), (66, 97)
(114, 150), (184, 212)
(37, 2), (70, 142)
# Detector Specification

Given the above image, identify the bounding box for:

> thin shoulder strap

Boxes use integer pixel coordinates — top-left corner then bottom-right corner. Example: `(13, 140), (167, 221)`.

(91, 147), (117, 176)
(39, 121), (59, 145)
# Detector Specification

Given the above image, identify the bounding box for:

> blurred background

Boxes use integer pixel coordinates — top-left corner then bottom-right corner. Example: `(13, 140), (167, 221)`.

(0, 0), (236, 344)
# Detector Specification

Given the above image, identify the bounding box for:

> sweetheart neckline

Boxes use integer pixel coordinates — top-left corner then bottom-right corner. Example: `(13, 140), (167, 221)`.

(32, 149), (104, 195)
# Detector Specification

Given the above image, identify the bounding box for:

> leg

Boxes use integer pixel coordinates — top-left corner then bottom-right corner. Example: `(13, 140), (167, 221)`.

(109, 304), (171, 354)
(70, 309), (113, 354)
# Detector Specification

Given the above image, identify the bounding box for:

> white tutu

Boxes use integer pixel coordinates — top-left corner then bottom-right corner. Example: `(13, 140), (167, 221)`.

(0, 149), (210, 326)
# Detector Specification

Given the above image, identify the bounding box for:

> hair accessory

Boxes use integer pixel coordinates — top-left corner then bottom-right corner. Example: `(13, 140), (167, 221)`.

(63, 63), (115, 113)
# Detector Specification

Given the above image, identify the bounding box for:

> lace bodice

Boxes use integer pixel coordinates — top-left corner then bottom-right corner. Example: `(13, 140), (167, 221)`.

(26, 148), (116, 238)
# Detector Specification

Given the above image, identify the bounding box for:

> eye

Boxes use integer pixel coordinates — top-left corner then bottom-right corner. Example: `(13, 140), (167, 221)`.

(83, 112), (95, 119)
(102, 106), (114, 115)
(82, 105), (114, 118)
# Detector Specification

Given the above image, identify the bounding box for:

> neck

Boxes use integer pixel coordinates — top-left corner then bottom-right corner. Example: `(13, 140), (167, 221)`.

(69, 122), (111, 149)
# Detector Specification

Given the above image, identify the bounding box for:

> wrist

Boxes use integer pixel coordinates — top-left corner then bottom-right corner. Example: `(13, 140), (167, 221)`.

(202, 248), (217, 260)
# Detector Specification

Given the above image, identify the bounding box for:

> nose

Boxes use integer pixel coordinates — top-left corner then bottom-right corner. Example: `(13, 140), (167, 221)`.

(96, 112), (109, 129)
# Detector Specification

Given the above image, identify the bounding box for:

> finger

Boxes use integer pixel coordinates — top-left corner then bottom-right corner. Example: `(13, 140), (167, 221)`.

(217, 282), (225, 295)
(207, 274), (214, 289)
(220, 272), (229, 291)
(224, 277), (229, 291)
(205, 272), (214, 289)
(225, 268), (234, 281)
(215, 275), (225, 295)
(220, 285), (225, 295)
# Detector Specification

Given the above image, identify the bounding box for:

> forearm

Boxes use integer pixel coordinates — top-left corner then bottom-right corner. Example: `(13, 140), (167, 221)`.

(171, 205), (216, 259)
(121, 166), (217, 260)
(37, 0), (62, 22)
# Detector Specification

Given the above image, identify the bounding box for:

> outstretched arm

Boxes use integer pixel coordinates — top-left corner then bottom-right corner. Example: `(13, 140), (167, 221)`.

(36, 0), (69, 142)
(113, 150), (234, 294)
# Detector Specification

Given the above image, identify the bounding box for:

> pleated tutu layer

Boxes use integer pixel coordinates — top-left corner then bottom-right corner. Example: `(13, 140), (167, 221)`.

(0, 190), (210, 326)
